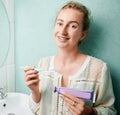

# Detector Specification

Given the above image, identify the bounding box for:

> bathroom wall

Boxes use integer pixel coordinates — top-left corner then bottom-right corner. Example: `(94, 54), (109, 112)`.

(15, 0), (120, 114)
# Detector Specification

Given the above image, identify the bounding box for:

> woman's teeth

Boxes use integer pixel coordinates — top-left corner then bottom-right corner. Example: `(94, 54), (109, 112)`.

(59, 37), (69, 41)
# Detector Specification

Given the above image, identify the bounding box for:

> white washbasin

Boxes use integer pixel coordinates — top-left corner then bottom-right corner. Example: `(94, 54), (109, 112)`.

(0, 92), (34, 115)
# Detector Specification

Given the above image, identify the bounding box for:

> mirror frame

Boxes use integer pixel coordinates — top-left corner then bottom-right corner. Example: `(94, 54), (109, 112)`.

(0, 0), (10, 67)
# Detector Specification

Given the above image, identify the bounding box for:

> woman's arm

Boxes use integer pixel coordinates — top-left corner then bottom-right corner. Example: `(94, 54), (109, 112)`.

(94, 63), (117, 115)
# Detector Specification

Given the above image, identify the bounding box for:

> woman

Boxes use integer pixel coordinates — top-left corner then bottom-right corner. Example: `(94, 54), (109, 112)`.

(24, 1), (116, 115)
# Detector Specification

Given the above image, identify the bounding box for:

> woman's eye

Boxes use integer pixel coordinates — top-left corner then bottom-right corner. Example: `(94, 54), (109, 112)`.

(71, 25), (77, 29)
(56, 22), (62, 26)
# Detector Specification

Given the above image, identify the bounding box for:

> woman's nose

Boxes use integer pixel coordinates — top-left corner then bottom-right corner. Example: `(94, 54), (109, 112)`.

(60, 26), (68, 35)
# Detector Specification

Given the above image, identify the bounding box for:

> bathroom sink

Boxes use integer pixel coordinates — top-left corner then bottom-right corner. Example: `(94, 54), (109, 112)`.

(0, 92), (34, 115)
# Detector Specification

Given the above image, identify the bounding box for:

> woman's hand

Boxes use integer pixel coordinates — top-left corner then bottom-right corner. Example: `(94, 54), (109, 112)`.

(61, 92), (94, 115)
(24, 66), (39, 91)
(24, 66), (41, 103)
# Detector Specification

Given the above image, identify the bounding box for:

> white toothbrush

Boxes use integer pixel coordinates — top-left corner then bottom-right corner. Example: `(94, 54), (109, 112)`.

(34, 68), (55, 73)
(20, 66), (55, 72)
(21, 66), (55, 78)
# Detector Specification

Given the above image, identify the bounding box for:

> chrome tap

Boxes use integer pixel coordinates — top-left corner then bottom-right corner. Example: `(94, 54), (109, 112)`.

(0, 88), (7, 99)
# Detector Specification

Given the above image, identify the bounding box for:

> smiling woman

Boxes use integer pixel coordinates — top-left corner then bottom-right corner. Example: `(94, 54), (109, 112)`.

(14, 0), (120, 114)
(23, 1), (116, 115)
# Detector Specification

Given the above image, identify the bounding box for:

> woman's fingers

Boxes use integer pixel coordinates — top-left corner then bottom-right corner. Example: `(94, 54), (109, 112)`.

(24, 66), (37, 75)
(26, 70), (38, 75)
(62, 92), (84, 105)
(24, 66), (34, 72)
(61, 92), (85, 115)
(25, 73), (39, 82)
(24, 66), (40, 89)
(25, 78), (40, 86)
(65, 100), (84, 114)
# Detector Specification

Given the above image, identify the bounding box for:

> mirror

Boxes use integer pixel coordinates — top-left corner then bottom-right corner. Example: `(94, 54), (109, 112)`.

(0, 0), (10, 67)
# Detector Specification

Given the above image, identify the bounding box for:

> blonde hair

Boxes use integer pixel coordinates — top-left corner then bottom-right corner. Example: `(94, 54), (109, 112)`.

(59, 1), (91, 31)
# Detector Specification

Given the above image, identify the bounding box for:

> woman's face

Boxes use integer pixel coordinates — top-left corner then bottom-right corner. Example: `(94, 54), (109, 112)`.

(54, 8), (87, 49)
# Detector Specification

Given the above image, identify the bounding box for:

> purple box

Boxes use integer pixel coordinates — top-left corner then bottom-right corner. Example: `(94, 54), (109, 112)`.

(54, 86), (94, 101)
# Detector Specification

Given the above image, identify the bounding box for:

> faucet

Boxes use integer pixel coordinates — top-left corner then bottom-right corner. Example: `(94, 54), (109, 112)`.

(0, 88), (7, 99)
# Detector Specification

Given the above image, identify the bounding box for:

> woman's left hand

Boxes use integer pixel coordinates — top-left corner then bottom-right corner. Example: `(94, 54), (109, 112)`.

(60, 92), (93, 115)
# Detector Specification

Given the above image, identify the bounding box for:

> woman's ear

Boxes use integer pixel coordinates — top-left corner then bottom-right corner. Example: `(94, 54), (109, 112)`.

(79, 30), (88, 41)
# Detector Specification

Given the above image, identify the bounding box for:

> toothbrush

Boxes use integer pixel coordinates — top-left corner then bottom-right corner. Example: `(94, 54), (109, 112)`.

(34, 68), (55, 73)
(21, 66), (55, 78)
(20, 66), (55, 73)
(35, 68), (56, 79)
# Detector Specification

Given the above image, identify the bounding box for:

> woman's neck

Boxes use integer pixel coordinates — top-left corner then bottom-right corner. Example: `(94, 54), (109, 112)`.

(55, 49), (81, 64)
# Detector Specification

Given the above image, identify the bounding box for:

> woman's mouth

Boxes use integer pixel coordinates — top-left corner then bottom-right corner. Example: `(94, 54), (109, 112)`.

(58, 36), (70, 41)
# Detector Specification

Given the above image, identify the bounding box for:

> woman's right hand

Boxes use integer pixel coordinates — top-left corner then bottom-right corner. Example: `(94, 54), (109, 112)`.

(24, 66), (40, 93)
